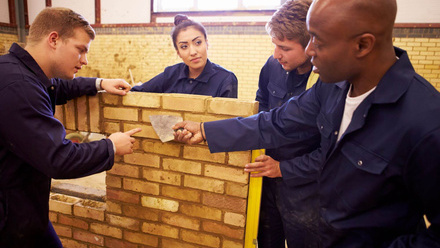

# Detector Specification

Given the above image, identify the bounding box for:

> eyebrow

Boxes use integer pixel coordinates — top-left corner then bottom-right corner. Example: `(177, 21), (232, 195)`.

(309, 31), (321, 40)
(178, 36), (202, 44)
(77, 45), (89, 53)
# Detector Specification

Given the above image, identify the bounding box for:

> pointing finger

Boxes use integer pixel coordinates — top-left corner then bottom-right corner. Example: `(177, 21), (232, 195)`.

(125, 128), (142, 136)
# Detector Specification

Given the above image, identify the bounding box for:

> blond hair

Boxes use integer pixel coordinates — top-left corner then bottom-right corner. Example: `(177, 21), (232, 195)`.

(266, 0), (312, 47)
(27, 7), (95, 45)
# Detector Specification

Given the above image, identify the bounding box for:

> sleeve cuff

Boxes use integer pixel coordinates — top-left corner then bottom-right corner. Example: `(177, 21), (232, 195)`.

(95, 78), (103, 91)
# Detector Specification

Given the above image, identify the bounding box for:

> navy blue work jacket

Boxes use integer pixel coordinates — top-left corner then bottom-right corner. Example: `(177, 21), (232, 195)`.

(255, 55), (318, 163)
(131, 59), (238, 98)
(204, 47), (440, 247)
(256, 55), (311, 112)
(0, 43), (114, 245)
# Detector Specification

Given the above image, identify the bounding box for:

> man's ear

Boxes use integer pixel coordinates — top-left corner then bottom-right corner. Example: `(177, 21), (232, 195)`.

(355, 33), (375, 58)
(48, 31), (60, 49)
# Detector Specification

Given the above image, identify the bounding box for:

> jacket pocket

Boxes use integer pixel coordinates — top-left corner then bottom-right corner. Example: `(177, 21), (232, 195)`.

(341, 141), (388, 175)
(316, 113), (333, 138)
(267, 82), (287, 108)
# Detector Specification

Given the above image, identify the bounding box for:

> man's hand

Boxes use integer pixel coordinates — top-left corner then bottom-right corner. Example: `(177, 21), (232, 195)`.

(244, 155), (282, 178)
(173, 121), (204, 145)
(108, 128), (142, 155)
(101, 79), (132, 95)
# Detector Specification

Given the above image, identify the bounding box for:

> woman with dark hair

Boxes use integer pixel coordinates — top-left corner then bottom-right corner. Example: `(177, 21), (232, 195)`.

(132, 14), (238, 98)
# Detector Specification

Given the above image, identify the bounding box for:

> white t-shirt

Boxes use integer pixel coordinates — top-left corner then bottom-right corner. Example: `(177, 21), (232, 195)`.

(337, 85), (377, 141)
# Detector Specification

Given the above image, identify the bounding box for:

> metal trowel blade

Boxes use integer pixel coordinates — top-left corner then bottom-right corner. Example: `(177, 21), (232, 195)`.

(149, 115), (183, 143)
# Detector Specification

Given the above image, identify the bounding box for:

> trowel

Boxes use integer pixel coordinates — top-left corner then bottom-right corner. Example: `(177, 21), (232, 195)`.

(149, 115), (183, 143)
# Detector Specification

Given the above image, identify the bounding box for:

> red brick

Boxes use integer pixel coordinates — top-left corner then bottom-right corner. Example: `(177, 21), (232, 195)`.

(106, 200), (122, 214)
(204, 164), (249, 183)
(105, 237), (138, 248)
(122, 204), (159, 222)
(183, 146), (226, 163)
(223, 239), (244, 248)
(202, 221), (245, 239)
(107, 188), (140, 204)
(49, 212), (57, 223)
(141, 222), (179, 238)
(106, 175), (122, 188)
(180, 203), (222, 221)
(52, 223), (72, 238)
(106, 213), (140, 231)
(107, 163), (140, 178)
(124, 230), (159, 247)
(58, 214), (88, 230)
(225, 182), (248, 198)
(162, 185), (200, 202)
(161, 239), (201, 248)
(162, 158), (201, 175)
(59, 238), (87, 248)
(73, 200), (105, 221)
(181, 229), (220, 248)
(202, 192), (247, 213)
(142, 168), (181, 186)
(161, 212), (200, 230)
(184, 175), (224, 193)
(73, 229), (104, 246)
(90, 223), (122, 239)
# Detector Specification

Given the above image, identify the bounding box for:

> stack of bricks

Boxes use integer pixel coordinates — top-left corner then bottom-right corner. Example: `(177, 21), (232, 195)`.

(50, 91), (259, 248)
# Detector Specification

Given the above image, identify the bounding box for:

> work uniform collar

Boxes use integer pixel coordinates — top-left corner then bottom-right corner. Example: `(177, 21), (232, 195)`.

(178, 59), (214, 84)
(9, 43), (52, 88)
(367, 47), (414, 104)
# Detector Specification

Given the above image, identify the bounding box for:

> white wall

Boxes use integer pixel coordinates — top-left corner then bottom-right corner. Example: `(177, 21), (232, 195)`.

(51, 0), (95, 24)
(101, 0), (151, 24)
(0, 0), (9, 23)
(27, 0), (46, 25)
(396, 0), (440, 23)
(2, 0), (439, 25)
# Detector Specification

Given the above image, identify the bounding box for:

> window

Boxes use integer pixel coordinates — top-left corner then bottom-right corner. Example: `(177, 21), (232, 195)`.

(154, 0), (285, 12)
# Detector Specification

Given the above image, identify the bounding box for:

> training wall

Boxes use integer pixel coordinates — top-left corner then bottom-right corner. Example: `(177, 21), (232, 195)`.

(49, 91), (259, 248)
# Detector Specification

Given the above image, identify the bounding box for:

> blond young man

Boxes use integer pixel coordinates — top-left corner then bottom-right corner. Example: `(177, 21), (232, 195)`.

(253, 1), (321, 247)
(0, 8), (140, 247)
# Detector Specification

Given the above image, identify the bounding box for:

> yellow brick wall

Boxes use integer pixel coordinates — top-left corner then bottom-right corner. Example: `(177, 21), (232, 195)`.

(393, 37), (440, 90)
(50, 92), (258, 248)
(80, 33), (273, 101)
(0, 33), (18, 55)
(79, 34), (440, 99)
(1, 28), (439, 96)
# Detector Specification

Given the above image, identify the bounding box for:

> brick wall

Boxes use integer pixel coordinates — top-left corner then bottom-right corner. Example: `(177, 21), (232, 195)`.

(0, 26), (18, 55)
(50, 92), (259, 248)
(75, 26), (440, 98)
(1, 26), (439, 97)
(393, 37), (440, 89)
